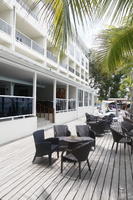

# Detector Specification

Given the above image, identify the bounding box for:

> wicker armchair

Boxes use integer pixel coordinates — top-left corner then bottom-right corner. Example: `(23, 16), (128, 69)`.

(76, 125), (96, 148)
(33, 129), (59, 165)
(88, 120), (106, 136)
(110, 127), (132, 154)
(54, 125), (71, 151)
(61, 142), (92, 179)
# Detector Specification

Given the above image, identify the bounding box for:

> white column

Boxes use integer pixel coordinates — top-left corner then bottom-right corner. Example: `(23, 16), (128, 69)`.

(66, 84), (69, 111)
(83, 90), (84, 107)
(11, 6), (16, 51)
(53, 79), (57, 114)
(76, 87), (78, 110)
(32, 72), (37, 116)
(10, 83), (14, 95)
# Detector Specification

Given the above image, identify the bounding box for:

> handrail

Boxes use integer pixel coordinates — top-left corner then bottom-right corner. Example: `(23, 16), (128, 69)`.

(0, 95), (33, 98)
(16, 30), (44, 55)
(16, 0), (38, 21)
(0, 18), (11, 35)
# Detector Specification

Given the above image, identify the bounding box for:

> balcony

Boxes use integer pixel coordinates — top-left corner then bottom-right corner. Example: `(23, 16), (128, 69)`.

(81, 75), (84, 80)
(47, 50), (57, 63)
(76, 71), (80, 77)
(0, 18), (11, 35)
(69, 66), (74, 73)
(86, 78), (88, 82)
(16, 0), (38, 21)
(60, 63), (67, 69)
(16, 31), (44, 55)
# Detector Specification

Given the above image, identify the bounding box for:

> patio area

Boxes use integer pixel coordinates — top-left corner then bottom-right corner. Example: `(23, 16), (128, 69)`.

(0, 118), (133, 200)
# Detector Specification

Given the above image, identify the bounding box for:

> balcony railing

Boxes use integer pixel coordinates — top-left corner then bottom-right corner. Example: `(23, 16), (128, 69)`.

(47, 50), (57, 62)
(60, 63), (67, 69)
(16, 31), (44, 55)
(69, 66), (74, 73)
(81, 75), (84, 80)
(0, 18), (11, 35)
(0, 95), (33, 119)
(56, 98), (67, 112)
(86, 78), (88, 82)
(68, 99), (76, 111)
(16, 0), (38, 21)
(76, 71), (80, 77)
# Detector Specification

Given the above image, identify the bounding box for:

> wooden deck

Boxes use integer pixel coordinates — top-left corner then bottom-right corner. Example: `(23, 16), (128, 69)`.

(0, 122), (133, 200)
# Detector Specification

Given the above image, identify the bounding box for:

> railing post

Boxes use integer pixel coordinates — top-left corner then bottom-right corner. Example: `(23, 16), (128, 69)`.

(33, 72), (37, 116)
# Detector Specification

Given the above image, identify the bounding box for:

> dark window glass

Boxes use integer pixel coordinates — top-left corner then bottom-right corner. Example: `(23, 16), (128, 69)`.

(0, 97), (32, 118)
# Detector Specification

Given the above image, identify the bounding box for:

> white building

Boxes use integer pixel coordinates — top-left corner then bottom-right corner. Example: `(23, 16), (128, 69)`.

(0, 0), (97, 145)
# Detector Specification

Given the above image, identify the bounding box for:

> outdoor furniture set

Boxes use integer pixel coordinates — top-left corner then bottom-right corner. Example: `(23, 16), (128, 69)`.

(33, 125), (95, 178)
(85, 113), (115, 136)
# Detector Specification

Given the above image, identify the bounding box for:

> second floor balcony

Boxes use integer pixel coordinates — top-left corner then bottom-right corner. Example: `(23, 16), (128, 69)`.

(0, 18), (11, 35)
(69, 66), (74, 74)
(16, 31), (44, 55)
(47, 50), (57, 63)
(76, 71), (80, 77)
(16, 0), (38, 21)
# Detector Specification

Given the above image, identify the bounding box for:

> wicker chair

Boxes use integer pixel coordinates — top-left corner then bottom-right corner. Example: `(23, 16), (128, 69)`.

(54, 125), (71, 151)
(76, 125), (96, 148)
(88, 120), (106, 136)
(33, 129), (59, 165)
(110, 127), (132, 154)
(61, 142), (92, 179)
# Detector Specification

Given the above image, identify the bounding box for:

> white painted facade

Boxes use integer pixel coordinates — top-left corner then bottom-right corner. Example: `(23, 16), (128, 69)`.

(0, 0), (97, 145)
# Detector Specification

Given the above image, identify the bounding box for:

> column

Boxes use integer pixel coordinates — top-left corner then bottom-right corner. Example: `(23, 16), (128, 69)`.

(32, 72), (37, 116)
(53, 79), (56, 120)
(10, 82), (14, 95)
(66, 84), (69, 112)
(83, 90), (84, 107)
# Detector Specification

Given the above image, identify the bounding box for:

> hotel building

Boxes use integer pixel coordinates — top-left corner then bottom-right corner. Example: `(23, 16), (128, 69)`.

(0, 0), (97, 145)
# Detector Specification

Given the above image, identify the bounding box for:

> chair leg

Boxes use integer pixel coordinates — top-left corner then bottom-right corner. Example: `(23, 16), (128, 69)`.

(49, 154), (52, 165)
(124, 143), (126, 149)
(79, 162), (81, 179)
(116, 143), (118, 153)
(61, 159), (63, 173)
(87, 159), (91, 171)
(32, 155), (36, 163)
(112, 142), (115, 149)
(57, 151), (59, 159)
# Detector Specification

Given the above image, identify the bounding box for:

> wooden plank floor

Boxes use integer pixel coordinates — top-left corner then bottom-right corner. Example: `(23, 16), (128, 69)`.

(0, 122), (133, 200)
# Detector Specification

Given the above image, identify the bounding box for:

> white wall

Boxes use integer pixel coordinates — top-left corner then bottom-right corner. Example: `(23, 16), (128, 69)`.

(55, 111), (77, 124)
(0, 117), (37, 145)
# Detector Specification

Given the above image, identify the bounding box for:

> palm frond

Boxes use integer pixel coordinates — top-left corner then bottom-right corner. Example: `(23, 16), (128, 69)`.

(96, 26), (133, 72)
(97, 0), (133, 25)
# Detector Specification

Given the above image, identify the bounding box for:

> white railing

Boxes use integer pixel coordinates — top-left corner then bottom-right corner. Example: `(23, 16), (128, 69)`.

(0, 95), (33, 120)
(47, 50), (57, 62)
(16, 31), (44, 55)
(76, 71), (80, 77)
(16, 0), (38, 21)
(0, 18), (11, 35)
(69, 66), (74, 73)
(60, 63), (67, 69)
(68, 99), (76, 111)
(56, 98), (67, 112)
